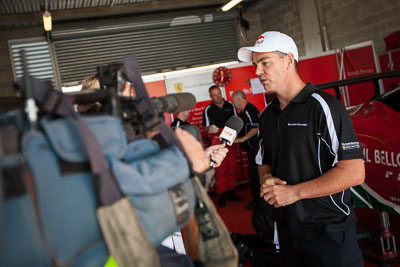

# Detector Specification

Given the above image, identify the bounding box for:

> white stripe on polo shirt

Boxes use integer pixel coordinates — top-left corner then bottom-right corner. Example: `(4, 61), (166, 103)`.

(312, 93), (350, 216)
(229, 102), (238, 116)
(311, 93), (339, 165)
(255, 138), (263, 165)
(245, 110), (253, 124)
(204, 105), (211, 126)
(245, 111), (259, 127)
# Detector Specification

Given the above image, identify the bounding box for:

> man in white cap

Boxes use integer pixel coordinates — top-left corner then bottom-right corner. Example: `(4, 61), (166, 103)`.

(238, 31), (365, 266)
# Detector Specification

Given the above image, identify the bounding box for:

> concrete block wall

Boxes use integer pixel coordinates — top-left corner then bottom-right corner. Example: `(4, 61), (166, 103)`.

(321, 0), (400, 53)
(244, 0), (306, 58)
(251, 0), (400, 59)
(236, 12), (263, 48)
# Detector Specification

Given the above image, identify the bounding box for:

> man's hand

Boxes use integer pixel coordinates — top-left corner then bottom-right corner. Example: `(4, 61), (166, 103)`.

(260, 178), (299, 208)
(234, 128), (258, 144)
(234, 137), (245, 143)
(204, 144), (228, 168)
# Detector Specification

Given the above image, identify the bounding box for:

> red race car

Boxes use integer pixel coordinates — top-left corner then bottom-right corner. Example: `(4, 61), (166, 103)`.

(316, 71), (400, 215)
(348, 86), (400, 215)
(317, 72), (400, 259)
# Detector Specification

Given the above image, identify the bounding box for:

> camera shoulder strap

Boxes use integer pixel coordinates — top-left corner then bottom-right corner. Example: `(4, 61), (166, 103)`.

(123, 54), (182, 150)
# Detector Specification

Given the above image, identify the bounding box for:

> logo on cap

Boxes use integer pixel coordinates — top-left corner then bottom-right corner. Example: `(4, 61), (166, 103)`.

(256, 35), (264, 45)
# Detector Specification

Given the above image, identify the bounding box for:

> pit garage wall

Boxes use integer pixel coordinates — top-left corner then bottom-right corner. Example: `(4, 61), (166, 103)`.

(299, 41), (381, 107)
(252, 0), (400, 61)
(379, 48), (400, 92)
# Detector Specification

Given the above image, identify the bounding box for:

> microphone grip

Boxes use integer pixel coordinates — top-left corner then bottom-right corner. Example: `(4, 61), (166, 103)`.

(209, 138), (230, 167)
(220, 139), (229, 145)
(210, 159), (216, 167)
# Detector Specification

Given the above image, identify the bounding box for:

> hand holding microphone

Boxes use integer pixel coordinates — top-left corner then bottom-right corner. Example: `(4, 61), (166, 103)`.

(205, 144), (228, 168)
(210, 116), (244, 167)
(219, 116), (244, 145)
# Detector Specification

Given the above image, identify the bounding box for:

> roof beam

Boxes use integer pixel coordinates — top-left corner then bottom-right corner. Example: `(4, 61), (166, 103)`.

(0, 0), (228, 28)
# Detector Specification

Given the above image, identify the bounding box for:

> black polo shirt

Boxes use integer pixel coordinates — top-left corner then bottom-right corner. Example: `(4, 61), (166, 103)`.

(256, 82), (364, 239)
(202, 101), (237, 128)
(238, 102), (260, 151)
(171, 118), (191, 127)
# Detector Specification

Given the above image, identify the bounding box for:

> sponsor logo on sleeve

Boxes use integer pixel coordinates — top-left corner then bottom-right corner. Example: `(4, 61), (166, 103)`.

(341, 142), (360, 150)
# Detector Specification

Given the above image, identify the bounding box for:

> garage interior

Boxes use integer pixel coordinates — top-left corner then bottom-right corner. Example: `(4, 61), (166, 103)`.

(0, 0), (399, 266)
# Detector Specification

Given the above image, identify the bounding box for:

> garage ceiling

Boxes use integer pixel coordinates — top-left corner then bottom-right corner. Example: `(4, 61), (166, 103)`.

(0, 0), (261, 29)
(0, 0), (227, 15)
(0, 0), (260, 16)
(1, 0), (158, 15)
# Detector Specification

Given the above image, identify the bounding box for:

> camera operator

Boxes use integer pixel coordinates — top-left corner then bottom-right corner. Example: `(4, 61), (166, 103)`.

(175, 127), (229, 267)
(171, 110), (191, 127)
(77, 75), (102, 114)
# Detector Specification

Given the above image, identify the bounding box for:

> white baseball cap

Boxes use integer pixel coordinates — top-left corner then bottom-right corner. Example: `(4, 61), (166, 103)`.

(237, 31), (298, 62)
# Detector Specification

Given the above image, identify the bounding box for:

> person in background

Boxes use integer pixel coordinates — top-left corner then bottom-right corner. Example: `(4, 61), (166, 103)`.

(232, 90), (260, 210)
(77, 75), (133, 115)
(202, 85), (237, 135)
(238, 31), (365, 267)
(202, 85), (242, 207)
(77, 75), (102, 113)
(171, 110), (191, 127)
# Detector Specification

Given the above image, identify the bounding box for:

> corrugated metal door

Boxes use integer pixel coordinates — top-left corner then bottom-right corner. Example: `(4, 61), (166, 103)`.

(9, 39), (56, 82)
(52, 10), (238, 85)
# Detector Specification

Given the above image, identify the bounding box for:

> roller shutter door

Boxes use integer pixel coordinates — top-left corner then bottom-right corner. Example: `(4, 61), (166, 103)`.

(9, 40), (57, 84)
(52, 10), (238, 85)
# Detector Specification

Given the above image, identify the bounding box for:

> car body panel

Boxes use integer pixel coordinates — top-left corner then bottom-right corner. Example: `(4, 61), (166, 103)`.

(349, 87), (400, 215)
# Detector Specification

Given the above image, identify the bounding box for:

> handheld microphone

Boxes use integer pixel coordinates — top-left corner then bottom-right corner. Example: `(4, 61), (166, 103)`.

(209, 116), (243, 167)
(219, 116), (244, 146)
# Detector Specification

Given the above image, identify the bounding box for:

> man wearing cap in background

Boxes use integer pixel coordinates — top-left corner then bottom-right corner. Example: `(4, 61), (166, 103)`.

(203, 85), (243, 207)
(237, 31), (365, 267)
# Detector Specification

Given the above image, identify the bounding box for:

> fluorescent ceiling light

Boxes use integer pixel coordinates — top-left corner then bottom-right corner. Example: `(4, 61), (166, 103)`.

(43, 11), (52, 31)
(221, 0), (243, 12)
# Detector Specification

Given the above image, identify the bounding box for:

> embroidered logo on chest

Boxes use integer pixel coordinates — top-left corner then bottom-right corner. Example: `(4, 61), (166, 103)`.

(287, 123), (308, 127)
